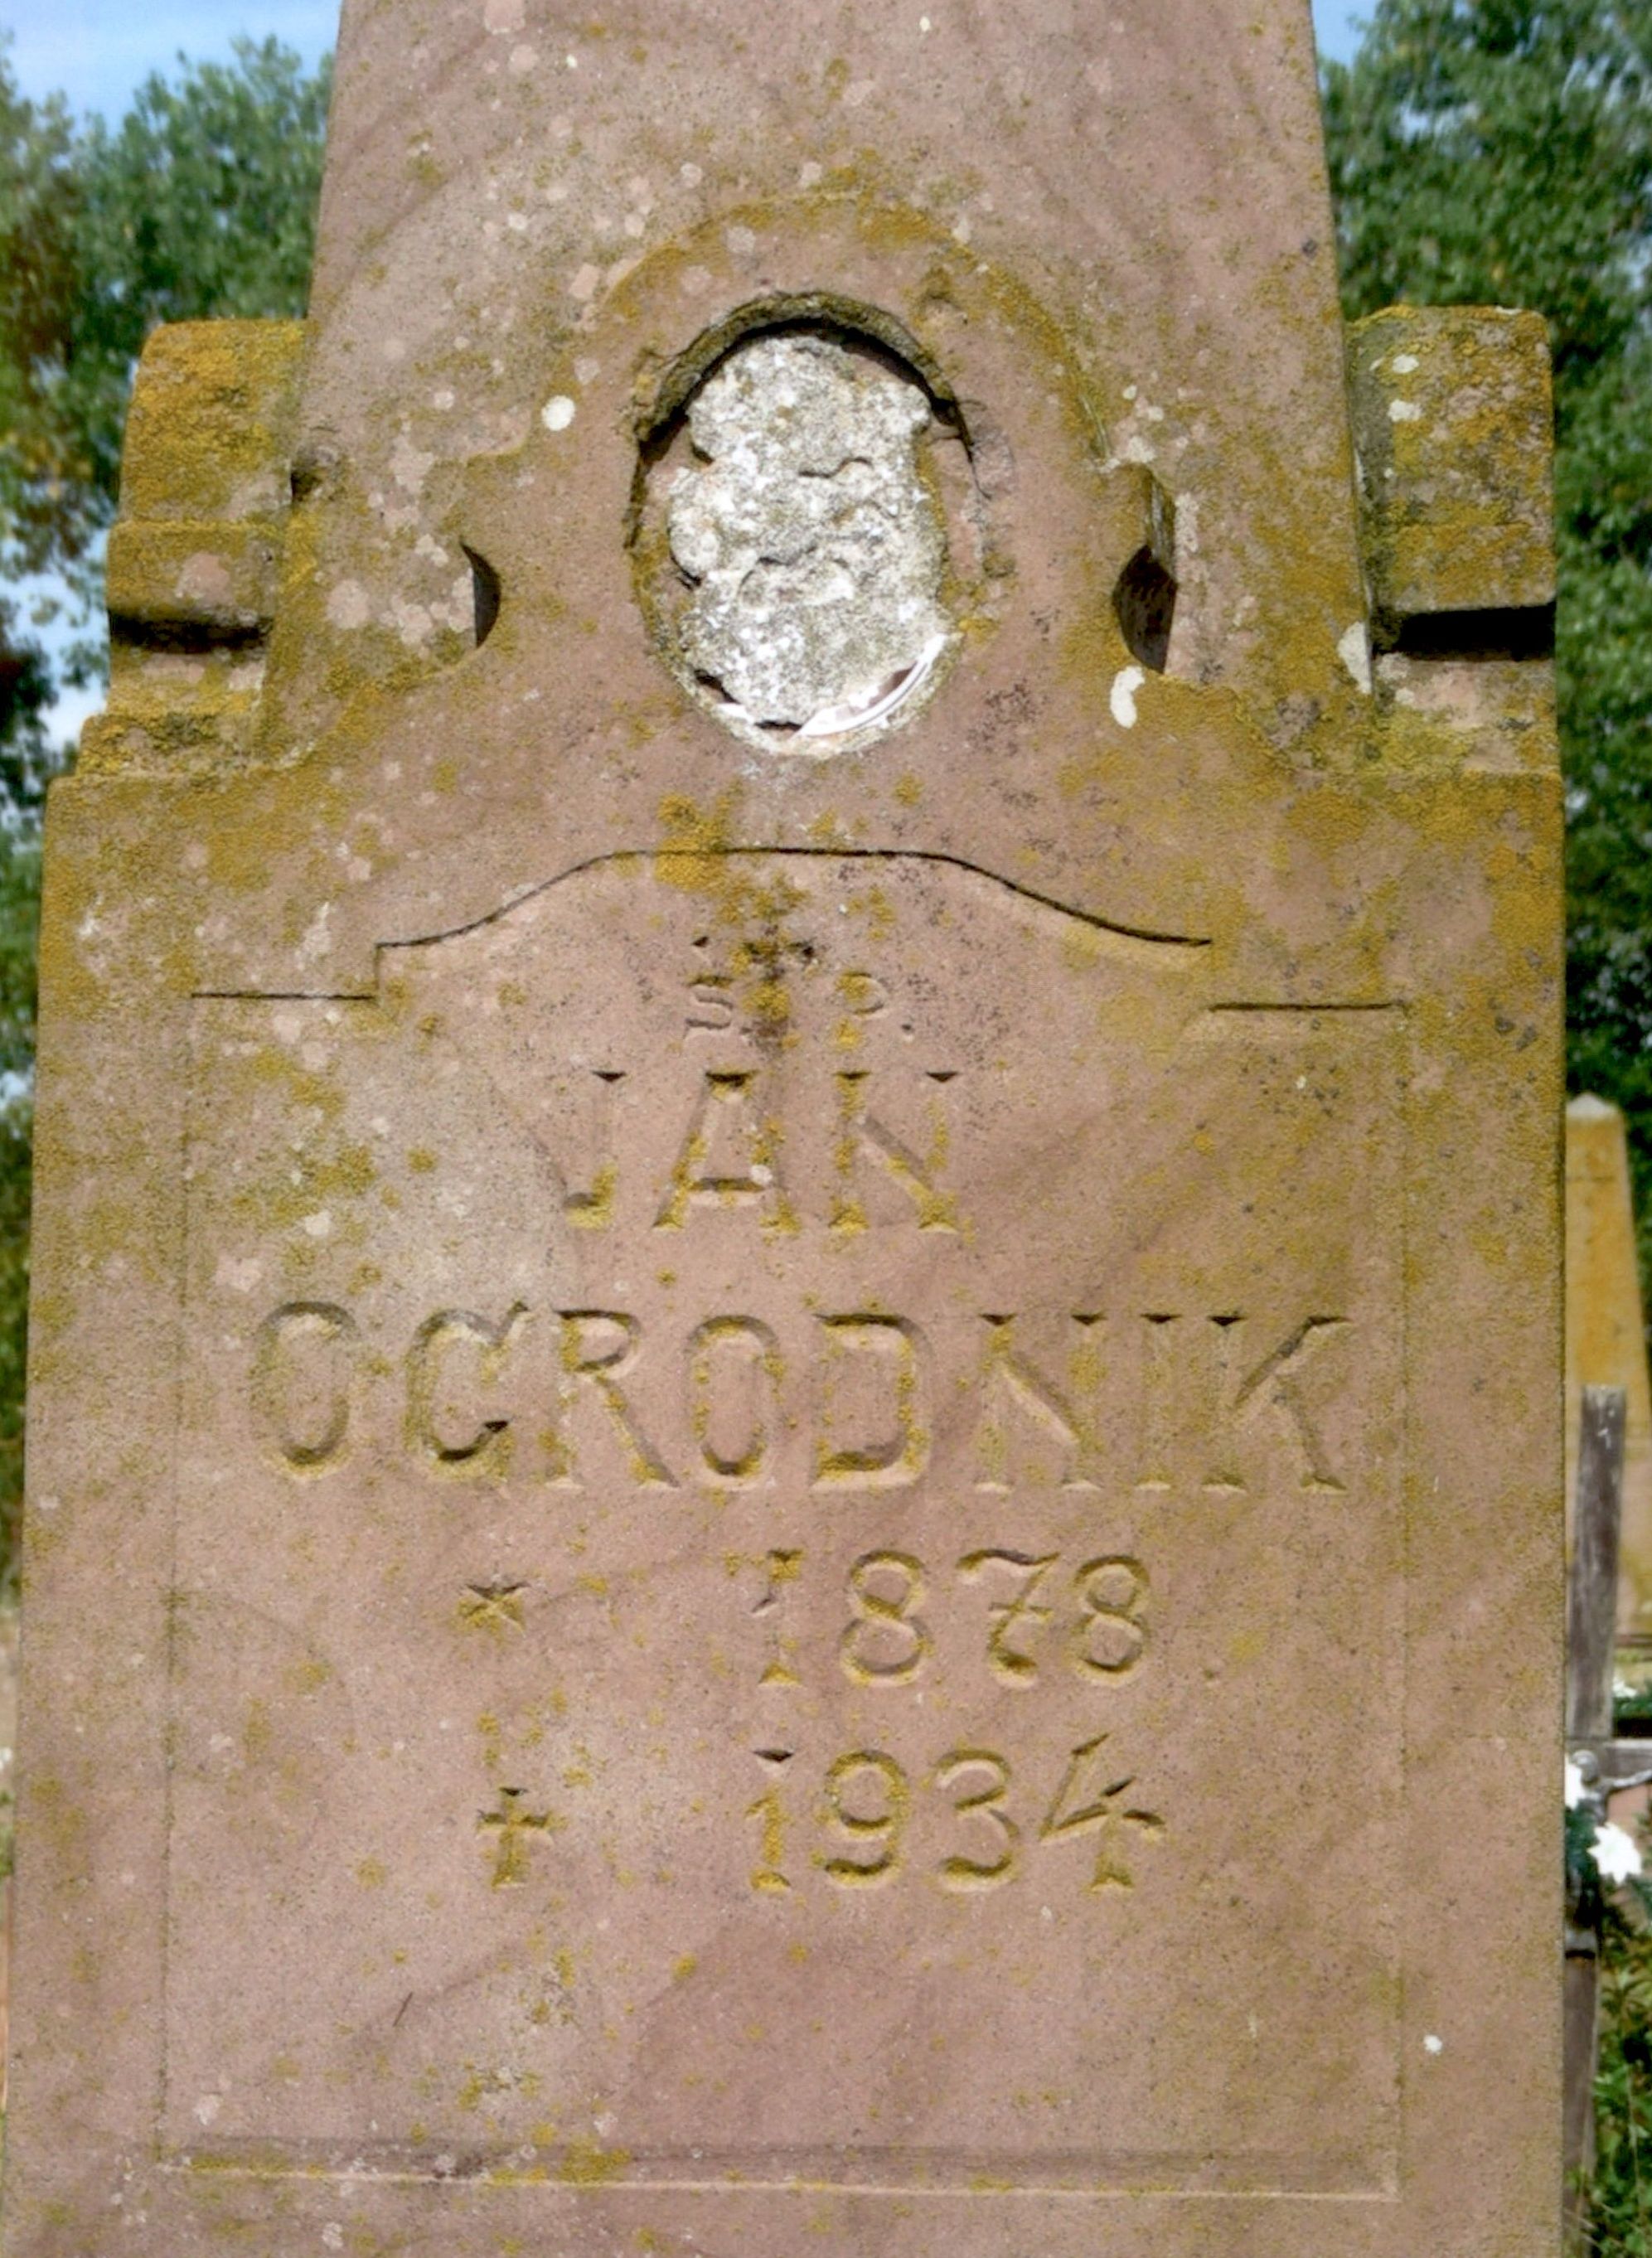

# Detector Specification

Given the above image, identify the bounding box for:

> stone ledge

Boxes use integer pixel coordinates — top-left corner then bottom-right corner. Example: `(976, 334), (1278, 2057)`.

(118, 319), (307, 523)
(93, 318), (308, 771)
(1348, 305), (1555, 639)
(105, 520), (282, 640)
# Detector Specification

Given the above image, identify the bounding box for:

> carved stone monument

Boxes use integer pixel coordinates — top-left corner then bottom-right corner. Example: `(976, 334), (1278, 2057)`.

(6, 6), (1562, 2257)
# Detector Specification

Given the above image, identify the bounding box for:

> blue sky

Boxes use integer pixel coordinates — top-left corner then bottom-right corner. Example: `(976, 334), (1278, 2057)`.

(8, 0), (337, 114)
(9, 1), (1365, 116)
(1317, 0), (1366, 62)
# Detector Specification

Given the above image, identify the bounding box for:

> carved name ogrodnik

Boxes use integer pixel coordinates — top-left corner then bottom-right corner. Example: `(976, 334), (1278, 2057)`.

(251, 1298), (1349, 1491)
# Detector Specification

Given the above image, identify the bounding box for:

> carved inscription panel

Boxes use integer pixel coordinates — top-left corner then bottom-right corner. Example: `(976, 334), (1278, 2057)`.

(172, 855), (1402, 2193)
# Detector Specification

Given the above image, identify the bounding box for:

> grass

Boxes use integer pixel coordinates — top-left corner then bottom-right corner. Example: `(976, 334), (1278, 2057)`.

(1593, 1898), (1652, 2253)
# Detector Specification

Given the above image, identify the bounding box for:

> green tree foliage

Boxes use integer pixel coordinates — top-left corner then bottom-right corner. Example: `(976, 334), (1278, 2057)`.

(0, 35), (329, 1582)
(1591, 1891), (1652, 2253)
(56, 39), (330, 578)
(0, 832), (40, 1551)
(0, 625), (51, 1559)
(0, 63), (80, 589)
(0, 36), (329, 627)
(1323, 0), (1652, 1270)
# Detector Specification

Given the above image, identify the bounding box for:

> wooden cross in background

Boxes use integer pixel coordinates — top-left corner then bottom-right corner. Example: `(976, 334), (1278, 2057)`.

(1564, 1385), (1652, 2243)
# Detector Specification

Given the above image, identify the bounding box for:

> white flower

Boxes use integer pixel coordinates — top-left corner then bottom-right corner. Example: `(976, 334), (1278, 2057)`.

(1592, 1821), (1645, 1884)
(1567, 1757), (1586, 1809)
(1616, 1677), (1635, 1700)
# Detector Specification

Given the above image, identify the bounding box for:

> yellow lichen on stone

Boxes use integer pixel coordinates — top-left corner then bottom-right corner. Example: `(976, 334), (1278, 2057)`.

(119, 320), (307, 525)
(1348, 306), (1554, 631)
(555, 2140), (633, 2186)
(90, 318), (308, 774)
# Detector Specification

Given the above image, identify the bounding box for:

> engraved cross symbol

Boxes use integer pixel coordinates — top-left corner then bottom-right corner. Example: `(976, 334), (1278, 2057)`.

(477, 1787), (556, 1887)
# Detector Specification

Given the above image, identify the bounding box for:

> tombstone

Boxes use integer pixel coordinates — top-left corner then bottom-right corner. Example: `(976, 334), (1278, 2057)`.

(5, 7), (1564, 2258)
(1567, 1093), (1652, 1641)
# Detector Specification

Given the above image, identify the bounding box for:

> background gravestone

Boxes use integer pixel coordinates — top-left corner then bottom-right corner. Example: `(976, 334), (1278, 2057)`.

(1566, 1093), (1652, 1641)
(6, 6), (1562, 2258)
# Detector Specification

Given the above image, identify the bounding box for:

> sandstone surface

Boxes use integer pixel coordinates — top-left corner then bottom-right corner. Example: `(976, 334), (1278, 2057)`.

(4, 6), (1562, 2258)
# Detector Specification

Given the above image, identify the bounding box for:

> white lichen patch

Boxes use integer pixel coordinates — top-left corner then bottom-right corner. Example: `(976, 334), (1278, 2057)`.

(664, 332), (954, 750)
(327, 579), (371, 632)
(1110, 664), (1146, 729)
(176, 552), (235, 610)
(390, 430), (435, 494)
(1337, 620), (1373, 695)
